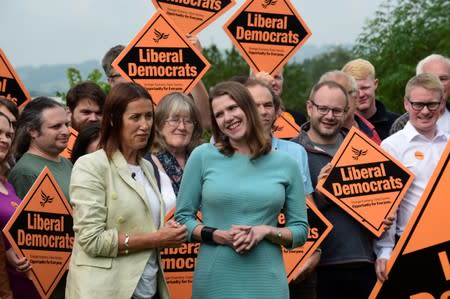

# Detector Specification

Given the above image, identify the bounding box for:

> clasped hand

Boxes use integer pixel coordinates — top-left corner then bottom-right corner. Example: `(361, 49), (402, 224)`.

(224, 225), (269, 254)
(158, 220), (188, 248)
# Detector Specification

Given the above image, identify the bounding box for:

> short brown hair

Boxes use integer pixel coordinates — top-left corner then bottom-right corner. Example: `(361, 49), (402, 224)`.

(99, 82), (155, 159)
(0, 97), (19, 121)
(309, 80), (349, 108)
(66, 81), (106, 112)
(209, 81), (271, 159)
(153, 92), (203, 154)
(405, 73), (444, 99)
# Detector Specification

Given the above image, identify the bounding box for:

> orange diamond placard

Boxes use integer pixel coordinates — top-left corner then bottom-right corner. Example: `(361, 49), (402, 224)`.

(272, 111), (300, 139)
(223, 0), (311, 75)
(161, 208), (201, 299)
(0, 48), (31, 109)
(280, 199), (333, 282)
(152, 0), (236, 35)
(60, 127), (78, 160)
(370, 140), (450, 298)
(2, 167), (73, 299)
(316, 127), (415, 237)
(112, 10), (210, 104)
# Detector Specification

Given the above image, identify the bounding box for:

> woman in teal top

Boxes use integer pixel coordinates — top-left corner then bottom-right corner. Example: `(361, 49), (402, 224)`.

(175, 81), (308, 299)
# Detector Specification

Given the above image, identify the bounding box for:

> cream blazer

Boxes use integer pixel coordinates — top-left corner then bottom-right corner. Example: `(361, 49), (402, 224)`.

(66, 150), (170, 299)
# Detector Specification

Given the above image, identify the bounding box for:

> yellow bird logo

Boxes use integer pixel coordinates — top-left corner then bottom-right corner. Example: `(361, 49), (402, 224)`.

(351, 147), (367, 160)
(40, 191), (53, 207)
(153, 29), (169, 43)
(262, 0), (277, 8)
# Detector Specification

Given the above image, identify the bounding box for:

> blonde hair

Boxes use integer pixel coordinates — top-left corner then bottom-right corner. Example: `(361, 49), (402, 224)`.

(405, 73), (444, 99)
(342, 58), (376, 80)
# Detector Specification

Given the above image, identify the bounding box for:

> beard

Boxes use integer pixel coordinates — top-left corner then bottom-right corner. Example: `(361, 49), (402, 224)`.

(310, 117), (342, 141)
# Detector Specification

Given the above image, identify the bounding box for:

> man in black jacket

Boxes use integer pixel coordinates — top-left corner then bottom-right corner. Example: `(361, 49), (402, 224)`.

(292, 80), (377, 299)
(342, 58), (399, 139)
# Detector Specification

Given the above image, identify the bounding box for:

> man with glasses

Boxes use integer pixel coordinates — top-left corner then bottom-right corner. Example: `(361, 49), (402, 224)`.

(292, 81), (380, 299)
(102, 45), (128, 87)
(373, 73), (449, 282)
(390, 54), (450, 135)
(319, 70), (382, 144)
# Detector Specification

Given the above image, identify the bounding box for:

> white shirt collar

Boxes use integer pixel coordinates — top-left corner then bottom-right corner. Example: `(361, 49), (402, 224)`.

(403, 121), (447, 142)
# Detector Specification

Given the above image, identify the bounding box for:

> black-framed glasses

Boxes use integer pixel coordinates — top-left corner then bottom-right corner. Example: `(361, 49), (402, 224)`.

(108, 73), (122, 80)
(407, 98), (442, 111)
(165, 117), (195, 128)
(310, 100), (347, 117)
(438, 75), (449, 82)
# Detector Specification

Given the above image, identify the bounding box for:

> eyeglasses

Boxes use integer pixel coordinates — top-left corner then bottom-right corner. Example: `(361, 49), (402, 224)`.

(310, 100), (347, 117)
(165, 117), (195, 128)
(108, 73), (122, 80)
(438, 75), (449, 82)
(407, 98), (442, 111)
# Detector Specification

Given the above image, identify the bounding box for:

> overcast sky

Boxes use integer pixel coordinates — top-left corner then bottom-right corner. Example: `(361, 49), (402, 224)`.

(1, 0), (382, 67)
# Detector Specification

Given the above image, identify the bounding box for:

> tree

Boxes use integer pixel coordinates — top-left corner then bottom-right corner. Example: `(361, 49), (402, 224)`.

(202, 45), (249, 89)
(353, 0), (450, 113)
(282, 63), (311, 113)
(56, 68), (110, 105)
(282, 46), (353, 114)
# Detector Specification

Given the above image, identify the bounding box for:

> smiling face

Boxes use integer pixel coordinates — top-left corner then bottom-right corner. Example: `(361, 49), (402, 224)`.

(405, 86), (443, 139)
(212, 94), (248, 148)
(0, 116), (12, 163)
(119, 98), (153, 160)
(307, 85), (347, 144)
(29, 106), (70, 159)
(331, 76), (357, 129)
(161, 112), (194, 153)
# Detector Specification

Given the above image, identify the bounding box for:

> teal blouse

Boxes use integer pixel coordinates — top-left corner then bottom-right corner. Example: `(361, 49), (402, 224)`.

(176, 143), (308, 299)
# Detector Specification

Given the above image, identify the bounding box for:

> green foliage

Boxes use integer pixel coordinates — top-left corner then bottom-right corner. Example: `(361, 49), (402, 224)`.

(284, 46), (353, 113)
(56, 68), (110, 105)
(202, 45), (249, 88)
(301, 46), (353, 83)
(281, 63), (311, 113)
(200, 44), (353, 115)
(353, 0), (450, 113)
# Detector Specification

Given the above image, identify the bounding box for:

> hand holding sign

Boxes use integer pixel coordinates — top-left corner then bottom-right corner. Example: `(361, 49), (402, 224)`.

(5, 248), (32, 274)
(318, 162), (332, 180)
(316, 127), (414, 237)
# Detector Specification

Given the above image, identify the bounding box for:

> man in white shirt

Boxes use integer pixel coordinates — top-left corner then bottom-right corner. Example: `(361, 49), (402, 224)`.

(390, 54), (450, 134)
(373, 73), (449, 282)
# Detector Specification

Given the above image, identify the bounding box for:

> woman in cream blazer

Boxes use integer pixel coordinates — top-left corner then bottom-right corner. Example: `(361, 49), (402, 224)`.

(66, 83), (187, 299)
